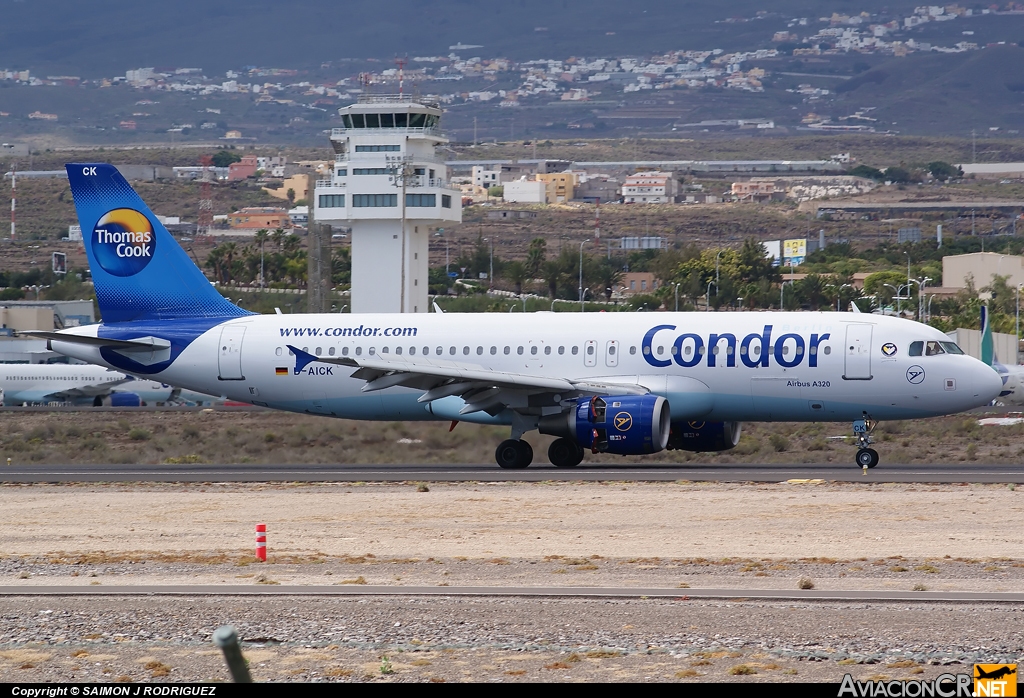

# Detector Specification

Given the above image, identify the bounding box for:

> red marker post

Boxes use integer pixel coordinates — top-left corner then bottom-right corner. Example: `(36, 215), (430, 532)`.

(255, 524), (267, 561)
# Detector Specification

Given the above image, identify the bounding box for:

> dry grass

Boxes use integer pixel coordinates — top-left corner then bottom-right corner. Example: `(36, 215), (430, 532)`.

(0, 410), (1019, 466)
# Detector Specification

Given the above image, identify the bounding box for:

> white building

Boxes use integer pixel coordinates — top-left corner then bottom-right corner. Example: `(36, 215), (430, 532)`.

(502, 179), (547, 204)
(313, 95), (462, 313)
(472, 166), (502, 189)
(622, 171), (678, 203)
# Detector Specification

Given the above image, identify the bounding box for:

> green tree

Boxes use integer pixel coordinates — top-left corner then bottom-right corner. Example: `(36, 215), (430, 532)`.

(503, 261), (529, 296)
(211, 150), (242, 168)
(525, 238), (547, 278)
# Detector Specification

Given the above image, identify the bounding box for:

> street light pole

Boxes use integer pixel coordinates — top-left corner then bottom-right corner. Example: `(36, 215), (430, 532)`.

(578, 239), (588, 312)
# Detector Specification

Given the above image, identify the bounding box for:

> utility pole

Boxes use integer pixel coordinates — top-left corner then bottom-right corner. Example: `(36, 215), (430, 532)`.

(9, 162), (15, 240)
(473, 117), (477, 146)
(306, 173), (331, 313)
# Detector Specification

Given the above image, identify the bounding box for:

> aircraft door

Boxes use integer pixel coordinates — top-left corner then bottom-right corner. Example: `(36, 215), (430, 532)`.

(843, 324), (873, 380)
(218, 325), (246, 380)
(605, 340), (619, 367)
(584, 340), (598, 367)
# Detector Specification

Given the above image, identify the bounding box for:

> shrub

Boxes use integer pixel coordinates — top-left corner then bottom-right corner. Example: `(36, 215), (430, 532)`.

(769, 434), (789, 452)
(128, 428), (151, 441)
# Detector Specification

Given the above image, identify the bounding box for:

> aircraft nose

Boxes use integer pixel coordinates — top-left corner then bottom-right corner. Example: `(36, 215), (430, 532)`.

(972, 363), (1003, 405)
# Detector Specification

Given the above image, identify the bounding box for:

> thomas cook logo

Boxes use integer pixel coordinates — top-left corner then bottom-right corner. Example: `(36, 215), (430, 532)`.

(882, 342), (898, 357)
(613, 412), (633, 431)
(975, 664), (1017, 697)
(92, 208), (155, 277)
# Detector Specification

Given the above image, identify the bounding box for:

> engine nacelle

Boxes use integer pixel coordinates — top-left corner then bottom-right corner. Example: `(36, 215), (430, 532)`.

(539, 394), (671, 455)
(668, 420), (743, 452)
(93, 392), (142, 407)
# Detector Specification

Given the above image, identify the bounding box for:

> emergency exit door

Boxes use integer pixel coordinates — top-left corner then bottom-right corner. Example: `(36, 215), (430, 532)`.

(843, 324), (873, 380)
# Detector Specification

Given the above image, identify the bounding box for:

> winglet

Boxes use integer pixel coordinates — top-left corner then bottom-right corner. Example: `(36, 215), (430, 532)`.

(287, 345), (319, 375)
(433, 302), (444, 314)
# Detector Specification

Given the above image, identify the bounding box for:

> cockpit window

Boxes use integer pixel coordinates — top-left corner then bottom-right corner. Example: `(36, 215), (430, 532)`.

(939, 341), (964, 355)
(925, 341), (945, 356)
(909, 341), (923, 357)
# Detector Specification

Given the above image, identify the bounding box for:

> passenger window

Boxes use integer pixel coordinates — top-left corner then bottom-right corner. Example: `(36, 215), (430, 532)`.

(590, 345), (597, 355)
(609, 345), (616, 355)
(531, 346), (538, 355)
(382, 347), (389, 354)
(558, 346), (565, 355)
(329, 347), (336, 356)
(449, 347), (456, 355)
(823, 346), (831, 355)
(463, 346), (470, 355)
(342, 347), (349, 356)
(629, 346), (636, 355)
(544, 346), (551, 355)
(275, 347), (282, 356)
(436, 347), (443, 355)
(490, 346), (497, 355)
(423, 347), (429, 355)
(395, 347), (402, 355)
(517, 346), (524, 355)
(572, 346), (579, 355)
(316, 347), (322, 355)
(504, 346), (510, 355)
(477, 346), (483, 355)
(925, 341), (945, 356)
(409, 346), (416, 355)
(355, 347), (362, 356)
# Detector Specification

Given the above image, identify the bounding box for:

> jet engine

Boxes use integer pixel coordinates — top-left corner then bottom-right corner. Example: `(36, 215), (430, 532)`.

(539, 394), (671, 455)
(93, 392), (142, 407)
(667, 420), (743, 452)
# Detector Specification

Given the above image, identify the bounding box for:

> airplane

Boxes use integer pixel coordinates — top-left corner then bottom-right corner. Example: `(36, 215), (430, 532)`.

(28, 163), (1003, 469)
(0, 362), (176, 406)
(979, 304), (1024, 406)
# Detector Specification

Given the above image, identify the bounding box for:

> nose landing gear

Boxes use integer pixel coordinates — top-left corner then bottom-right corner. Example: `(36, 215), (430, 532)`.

(853, 414), (879, 469)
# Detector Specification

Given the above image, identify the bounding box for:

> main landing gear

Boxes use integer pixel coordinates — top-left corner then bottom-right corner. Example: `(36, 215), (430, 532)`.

(548, 437), (585, 468)
(853, 413), (879, 469)
(495, 439), (533, 469)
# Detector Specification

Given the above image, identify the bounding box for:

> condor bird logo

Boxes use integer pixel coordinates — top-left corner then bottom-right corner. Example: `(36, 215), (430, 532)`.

(613, 412), (633, 431)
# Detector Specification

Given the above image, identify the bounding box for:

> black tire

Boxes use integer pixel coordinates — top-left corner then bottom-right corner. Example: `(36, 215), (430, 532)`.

(548, 438), (580, 468)
(856, 448), (880, 468)
(496, 439), (524, 469)
(517, 440), (534, 468)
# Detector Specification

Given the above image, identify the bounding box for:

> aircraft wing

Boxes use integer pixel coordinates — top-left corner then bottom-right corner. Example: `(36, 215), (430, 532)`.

(287, 345), (647, 415)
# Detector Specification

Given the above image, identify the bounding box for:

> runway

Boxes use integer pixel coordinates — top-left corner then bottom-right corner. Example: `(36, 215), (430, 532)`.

(1, 584), (1022, 603)
(1, 461), (1023, 483)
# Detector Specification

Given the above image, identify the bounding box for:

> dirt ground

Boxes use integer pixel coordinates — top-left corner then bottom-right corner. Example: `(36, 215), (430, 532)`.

(0, 409), (1018, 466)
(0, 481), (1022, 683)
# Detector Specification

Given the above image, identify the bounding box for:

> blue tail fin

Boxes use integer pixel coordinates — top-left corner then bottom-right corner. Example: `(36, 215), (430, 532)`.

(66, 163), (250, 324)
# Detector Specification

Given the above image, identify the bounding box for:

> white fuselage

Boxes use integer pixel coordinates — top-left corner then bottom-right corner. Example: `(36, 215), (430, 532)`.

(51, 311), (1001, 424)
(0, 363), (174, 406)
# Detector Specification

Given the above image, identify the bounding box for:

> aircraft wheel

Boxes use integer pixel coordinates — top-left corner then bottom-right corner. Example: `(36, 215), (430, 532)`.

(518, 439), (534, 467)
(856, 448), (879, 469)
(549, 438), (583, 467)
(496, 439), (532, 469)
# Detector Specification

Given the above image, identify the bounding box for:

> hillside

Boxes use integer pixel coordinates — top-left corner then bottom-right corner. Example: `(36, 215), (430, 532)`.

(829, 45), (1024, 135)
(1, 0), (915, 76)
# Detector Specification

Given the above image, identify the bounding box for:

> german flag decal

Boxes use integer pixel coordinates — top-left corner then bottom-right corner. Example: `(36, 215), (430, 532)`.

(275, 367), (288, 376)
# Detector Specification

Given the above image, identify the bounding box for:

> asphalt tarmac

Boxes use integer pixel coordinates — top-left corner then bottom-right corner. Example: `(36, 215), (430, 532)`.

(1, 461), (1022, 482)
(1, 585), (1022, 603)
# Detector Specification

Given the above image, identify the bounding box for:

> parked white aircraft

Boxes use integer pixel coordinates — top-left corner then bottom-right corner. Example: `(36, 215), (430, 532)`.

(980, 304), (1024, 406)
(30, 164), (1003, 468)
(0, 363), (174, 406)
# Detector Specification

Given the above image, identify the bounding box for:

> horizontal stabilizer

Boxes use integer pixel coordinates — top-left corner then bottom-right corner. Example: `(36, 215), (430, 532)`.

(19, 331), (171, 352)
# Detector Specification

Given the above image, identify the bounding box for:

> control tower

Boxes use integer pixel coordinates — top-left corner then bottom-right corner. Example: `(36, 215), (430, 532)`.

(314, 95), (462, 313)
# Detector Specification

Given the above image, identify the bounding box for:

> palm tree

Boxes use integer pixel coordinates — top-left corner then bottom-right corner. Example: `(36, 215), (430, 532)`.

(526, 238), (546, 278)
(503, 261), (529, 297)
(542, 260), (563, 299)
(253, 229), (270, 288)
